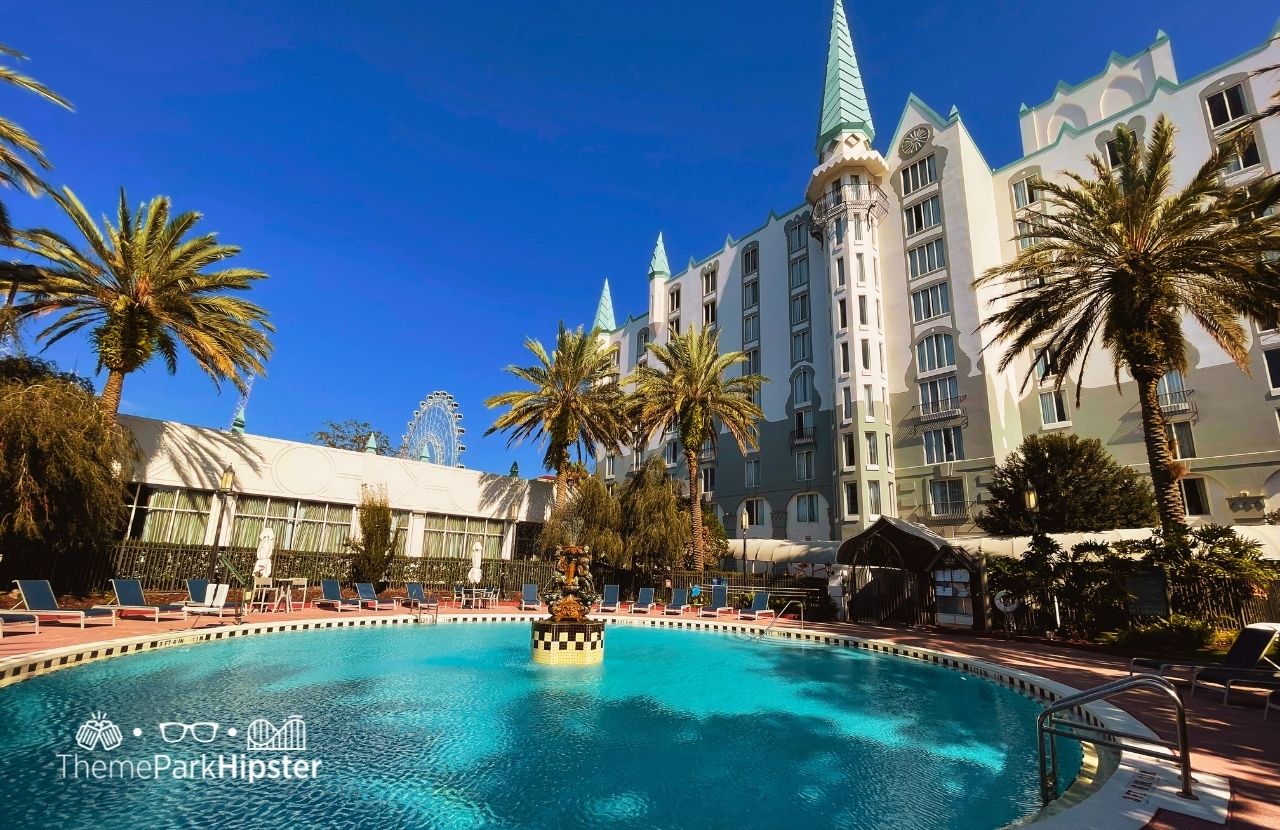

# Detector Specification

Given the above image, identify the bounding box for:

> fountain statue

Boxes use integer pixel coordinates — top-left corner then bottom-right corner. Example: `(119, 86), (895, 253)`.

(530, 545), (605, 665)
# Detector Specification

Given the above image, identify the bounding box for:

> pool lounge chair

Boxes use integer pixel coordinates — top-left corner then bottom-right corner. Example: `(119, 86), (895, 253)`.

(519, 583), (540, 611)
(0, 611), (39, 638)
(1190, 665), (1280, 705)
(1131, 623), (1280, 677)
(597, 584), (620, 613)
(180, 579), (210, 608)
(355, 582), (396, 611)
(628, 587), (656, 614)
(738, 591), (776, 621)
(315, 580), (361, 612)
(12, 580), (116, 629)
(185, 583), (233, 619)
(94, 578), (187, 622)
(397, 583), (437, 612)
(663, 588), (690, 615)
(698, 584), (734, 617)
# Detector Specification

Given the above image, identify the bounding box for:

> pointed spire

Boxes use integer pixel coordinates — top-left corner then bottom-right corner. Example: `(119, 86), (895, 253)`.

(593, 278), (617, 332)
(648, 232), (670, 279)
(230, 407), (246, 436)
(509, 461), (520, 477)
(364, 432), (379, 454)
(816, 0), (875, 154)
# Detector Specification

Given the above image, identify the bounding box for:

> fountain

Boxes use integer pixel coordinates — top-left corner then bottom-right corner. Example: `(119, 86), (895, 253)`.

(530, 545), (604, 665)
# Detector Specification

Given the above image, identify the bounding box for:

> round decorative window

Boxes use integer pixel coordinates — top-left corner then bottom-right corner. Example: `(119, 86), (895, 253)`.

(898, 125), (931, 158)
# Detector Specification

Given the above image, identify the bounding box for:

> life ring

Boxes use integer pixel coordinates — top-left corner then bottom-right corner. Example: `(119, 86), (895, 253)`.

(994, 591), (1021, 614)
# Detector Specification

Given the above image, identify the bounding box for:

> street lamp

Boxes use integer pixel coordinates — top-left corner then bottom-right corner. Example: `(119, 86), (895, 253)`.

(206, 464), (236, 581)
(740, 507), (750, 577)
(1022, 486), (1040, 537)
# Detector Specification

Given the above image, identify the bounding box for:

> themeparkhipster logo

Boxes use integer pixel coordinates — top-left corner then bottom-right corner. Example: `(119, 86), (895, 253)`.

(57, 712), (322, 783)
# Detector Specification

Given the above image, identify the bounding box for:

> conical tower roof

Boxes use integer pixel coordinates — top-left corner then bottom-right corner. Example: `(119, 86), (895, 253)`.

(593, 278), (617, 332)
(816, 0), (874, 153)
(648, 232), (670, 279)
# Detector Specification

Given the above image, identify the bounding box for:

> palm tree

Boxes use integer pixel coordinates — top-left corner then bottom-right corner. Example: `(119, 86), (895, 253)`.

(632, 325), (764, 569)
(976, 116), (1280, 533)
(485, 323), (629, 511)
(16, 187), (273, 415)
(0, 43), (72, 244)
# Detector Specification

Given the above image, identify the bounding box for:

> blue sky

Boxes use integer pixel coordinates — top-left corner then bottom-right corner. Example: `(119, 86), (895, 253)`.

(5, 1), (1277, 475)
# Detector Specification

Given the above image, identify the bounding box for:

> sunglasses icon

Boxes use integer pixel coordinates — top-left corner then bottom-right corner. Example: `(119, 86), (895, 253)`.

(158, 722), (219, 743)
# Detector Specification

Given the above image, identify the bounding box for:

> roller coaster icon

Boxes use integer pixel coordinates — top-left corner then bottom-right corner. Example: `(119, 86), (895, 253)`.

(244, 716), (307, 752)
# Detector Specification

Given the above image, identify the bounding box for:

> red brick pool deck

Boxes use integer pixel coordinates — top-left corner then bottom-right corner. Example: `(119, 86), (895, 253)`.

(1, 605), (1275, 829)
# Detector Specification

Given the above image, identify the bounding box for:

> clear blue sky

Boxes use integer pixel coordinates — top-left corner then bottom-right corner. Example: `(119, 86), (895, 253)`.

(6, 1), (1276, 475)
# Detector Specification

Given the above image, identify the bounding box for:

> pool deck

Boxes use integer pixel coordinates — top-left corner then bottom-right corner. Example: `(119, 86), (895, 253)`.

(0, 604), (1274, 829)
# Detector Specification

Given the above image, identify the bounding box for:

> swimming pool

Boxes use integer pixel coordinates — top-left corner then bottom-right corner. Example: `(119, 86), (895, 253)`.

(0, 622), (1079, 829)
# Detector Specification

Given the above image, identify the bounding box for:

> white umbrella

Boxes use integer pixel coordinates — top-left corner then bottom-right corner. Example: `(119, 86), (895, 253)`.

(468, 541), (483, 585)
(252, 527), (275, 579)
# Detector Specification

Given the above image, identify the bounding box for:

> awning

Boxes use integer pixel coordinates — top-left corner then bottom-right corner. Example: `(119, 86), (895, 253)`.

(837, 516), (980, 573)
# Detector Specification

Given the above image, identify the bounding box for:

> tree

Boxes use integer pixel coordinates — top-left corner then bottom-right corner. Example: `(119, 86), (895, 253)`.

(348, 485), (397, 585)
(632, 325), (764, 569)
(537, 474), (622, 563)
(0, 357), (138, 591)
(16, 188), (274, 416)
(0, 43), (72, 245)
(976, 116), (1280, 532)
(485, 322), (629, 510)
(618, 455), (689, 573)
(313, 419), (392, 454)
(976, 433), (1157, 536)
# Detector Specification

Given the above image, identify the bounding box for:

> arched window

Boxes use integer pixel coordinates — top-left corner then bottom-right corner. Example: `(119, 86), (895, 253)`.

(916, 332), (955, 373)
(791, 368), (813, 406)
(636, 327), (649, 353)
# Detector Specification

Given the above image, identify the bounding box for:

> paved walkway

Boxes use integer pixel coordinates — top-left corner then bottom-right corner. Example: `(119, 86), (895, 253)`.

(0, 605), (1275, 828)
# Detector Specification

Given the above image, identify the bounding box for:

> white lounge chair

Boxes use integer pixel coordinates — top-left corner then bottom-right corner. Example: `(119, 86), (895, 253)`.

(185, 584), (233, 618)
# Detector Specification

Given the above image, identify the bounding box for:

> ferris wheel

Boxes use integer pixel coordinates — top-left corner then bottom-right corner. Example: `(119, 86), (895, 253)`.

(401, 391), (467, 467)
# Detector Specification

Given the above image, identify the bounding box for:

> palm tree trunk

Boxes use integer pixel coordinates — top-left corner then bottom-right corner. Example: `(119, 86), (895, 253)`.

(684, 449), (704, 570)
(1135, 373), (1186, 532)
(100, 369), (126, 418)
(553, 467), (568, 513)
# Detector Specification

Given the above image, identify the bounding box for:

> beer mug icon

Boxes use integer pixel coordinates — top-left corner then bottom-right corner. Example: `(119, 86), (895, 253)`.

(75, 712), (124, 751)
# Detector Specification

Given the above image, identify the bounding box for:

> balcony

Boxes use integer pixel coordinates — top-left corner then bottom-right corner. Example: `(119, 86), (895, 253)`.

(1159, 389), (1196, 418)
(789, 428), (816, 448)
(810, 183), (889, 243)
(927, 501), (975, 523)
(909, 395), (967, 425)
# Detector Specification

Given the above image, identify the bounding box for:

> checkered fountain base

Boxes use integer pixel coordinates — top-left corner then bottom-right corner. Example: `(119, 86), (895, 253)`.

(530, 620), (605, 665)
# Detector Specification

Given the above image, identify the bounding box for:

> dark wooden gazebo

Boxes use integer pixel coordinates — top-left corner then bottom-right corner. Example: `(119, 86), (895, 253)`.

(836, 516), (985, 630)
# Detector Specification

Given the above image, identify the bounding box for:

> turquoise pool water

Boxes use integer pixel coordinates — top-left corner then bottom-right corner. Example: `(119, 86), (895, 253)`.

(0, 623), (1079, 829)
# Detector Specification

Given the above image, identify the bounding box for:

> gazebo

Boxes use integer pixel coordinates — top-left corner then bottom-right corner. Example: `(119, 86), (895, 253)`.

(836, 516), (986, 630)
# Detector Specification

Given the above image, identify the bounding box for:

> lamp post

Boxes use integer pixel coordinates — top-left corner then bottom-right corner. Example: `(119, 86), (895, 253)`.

(1022, 485), (1039, 537)
(206, 464), (236, 581)
(740, 508), (749, 577)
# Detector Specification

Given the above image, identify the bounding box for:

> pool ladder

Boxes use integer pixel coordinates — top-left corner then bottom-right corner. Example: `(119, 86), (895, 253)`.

(1037, 673), (1195, 805)
(756, 600), (804, 638)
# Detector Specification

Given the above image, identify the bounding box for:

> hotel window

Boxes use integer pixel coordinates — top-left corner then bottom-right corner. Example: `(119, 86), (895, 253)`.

(664, 441), (678, 465)
(1039, 390), (1069, 426)
(1035, 349), (1059, 382)
(792, 368), (813, 405)
(795, 450), (815, 481)
(863, 384), (875, 419)
(743, 312), (759, 344)
(923, 426), (965, 464)
(702, 268), (718, 296)
(835, 215), (846, 246)
(836, 256), (846, 287)
(904, 195), (942, 236)
(842, 433), (856, 468)
(844, 482), (859, 517)
(703, 300), (717, 327)
(125, 485), (212, 545)
(1265, 348), (1280, 392)
(605, 455), (616, 478)
(1181, 478), (1210, 516)
(743, 497), (764, 526)
(668, 287), (681, 313)
(920, 375), (960, 414)
(901, 154), (937, 195)
(853, 214), (863, 242)
(790, 292), (810, 325)
(1221, 133), (1261, 175)
(930, 479), (965, 516)
(861, 338), (871, 370)
(838, 298), (848, 329)
(786, 222), (807, 253)
(1158, 370), (1187, 406)
(1016, 218), (1042, 251)
(636, 328), (649, 356)
(745, 459), (760, 488)
(867, 481), (882, 516)
(842, 386), (853, 422)
(885, 434), (894, 468)
(743, 278), (759, 309)
(701, 466), (716, 495)
(840, 342), (850, 373)
(789, 256), (809, 288)
(1206, 83), (1248, 129)
(1012, 176), (1042, 209)
(1167, 421), (1197, 459)
(856, 253), (866, 284)
(669, 316), (680, 336)
(794, 407), (813, 435)
(865, 432), (879, 467)
(912, 282), (951, 322)
(421, 514), (503, 559)
(876, 300), (882, 330)
(907, 238), (946, 278)
(1105, 138), (1122, 168)
(916, 332), (956, 373)
(743, 245), (760, 276)
(796, 493), (820, 523)
(858, 295), (868, 326)
(791, 330), (812, 362)
(232, 497), (353, 554)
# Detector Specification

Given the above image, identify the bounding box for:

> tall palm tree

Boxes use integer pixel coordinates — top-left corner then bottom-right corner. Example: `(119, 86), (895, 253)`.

(0, 43), (72, 245)
(632, 325), (764, 569)
(485, 323), (629, 511)
(16, 187), (273, 416)
(976, 116), (1280, 532)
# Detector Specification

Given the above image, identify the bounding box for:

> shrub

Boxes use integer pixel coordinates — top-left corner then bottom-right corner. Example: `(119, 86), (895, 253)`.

(1112, 615), (1215, 654)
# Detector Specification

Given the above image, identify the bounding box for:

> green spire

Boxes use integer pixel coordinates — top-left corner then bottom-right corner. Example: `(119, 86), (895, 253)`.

(509, 461), (520, 477)
(648, 232), (670, 279)
(364, 432), (379, 454)
(593, 278), (616, 332)
(816, 0), (875, 154)
(230, 407), (246, 436)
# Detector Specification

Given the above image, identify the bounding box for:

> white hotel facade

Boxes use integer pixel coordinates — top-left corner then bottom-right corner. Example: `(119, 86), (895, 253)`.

(595, 2), (1280, 542)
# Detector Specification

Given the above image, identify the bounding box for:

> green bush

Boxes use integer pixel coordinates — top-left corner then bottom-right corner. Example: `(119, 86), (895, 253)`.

(1112, 615), (1215, 654)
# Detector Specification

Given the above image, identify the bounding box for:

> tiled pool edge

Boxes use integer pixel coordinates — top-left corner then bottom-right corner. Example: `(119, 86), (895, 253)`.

(0, 612), (1228, 828)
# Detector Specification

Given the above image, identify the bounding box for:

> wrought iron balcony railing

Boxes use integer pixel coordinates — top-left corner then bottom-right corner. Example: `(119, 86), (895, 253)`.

(810, 183), (890, 230)
(927, 501), (974, 522)
(789, 427), (816, 448)
(909, 395), (966, 424)
(1159, 389), (1195, 416)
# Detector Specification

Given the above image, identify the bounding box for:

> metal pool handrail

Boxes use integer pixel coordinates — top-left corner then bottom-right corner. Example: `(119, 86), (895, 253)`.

(1036, 673), (1195, 805)
(757, 600), (804, 638)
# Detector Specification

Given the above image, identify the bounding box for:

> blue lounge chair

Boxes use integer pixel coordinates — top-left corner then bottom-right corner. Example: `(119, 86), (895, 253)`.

(664, 588), (690, 615)
(397, 583), (437, 612)
(698, 584), (733, 617)
(738, 591), (776, 621)
(597, 584), (620, 613)
(629, 587), (656, 614)
(519, 583), (540, 611)
(181, 578), (210, 607)
(185, 584), (233, 619)
(315, 579), (360, 612)
(94, 578), (187, 622)
(12, 580), (116, 628)
(355, 582), (396, 611)
(0, 611), (39, 638)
